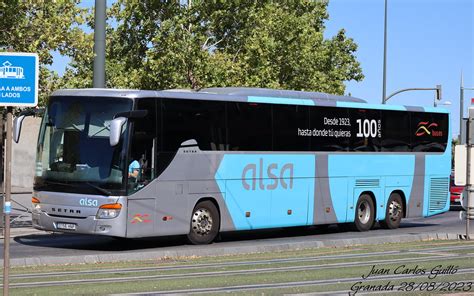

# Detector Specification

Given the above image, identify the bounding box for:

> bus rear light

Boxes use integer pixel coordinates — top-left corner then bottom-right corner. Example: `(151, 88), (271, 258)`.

(97, 203), (122, 219)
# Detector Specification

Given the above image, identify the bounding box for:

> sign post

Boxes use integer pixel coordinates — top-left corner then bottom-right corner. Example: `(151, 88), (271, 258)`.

(0, 52), (38, 296)
(466, 108), (474, 239)
(455, 107), (474, 241)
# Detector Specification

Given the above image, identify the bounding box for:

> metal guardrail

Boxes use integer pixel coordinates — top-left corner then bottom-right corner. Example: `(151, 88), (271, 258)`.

(1, 193), (32, 227)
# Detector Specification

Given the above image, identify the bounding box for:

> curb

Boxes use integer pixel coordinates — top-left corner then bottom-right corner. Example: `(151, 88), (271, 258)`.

(0, 232), (466, 267)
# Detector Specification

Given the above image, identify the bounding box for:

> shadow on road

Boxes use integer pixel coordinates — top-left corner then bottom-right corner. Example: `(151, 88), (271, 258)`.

(14, 233), (187, 251)
(12, 219), (438, 253)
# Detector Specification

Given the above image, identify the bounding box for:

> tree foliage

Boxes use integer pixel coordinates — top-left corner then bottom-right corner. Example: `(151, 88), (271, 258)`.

(1, 1), (364, 106)
(0, 1), (89, 105)
(100, 0), (364, 94)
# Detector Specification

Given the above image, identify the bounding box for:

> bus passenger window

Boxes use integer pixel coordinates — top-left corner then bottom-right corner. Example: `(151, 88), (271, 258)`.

(310, 107), (351, 152)
(273, 105), (310, 151)
(227, 102), (272, 151)
(162, 99), (226, 152)
(348, 108), (382, 152)
(381, 110), (410, 152)
(411, 112), (448, 152)
(129, 99), (159, 193)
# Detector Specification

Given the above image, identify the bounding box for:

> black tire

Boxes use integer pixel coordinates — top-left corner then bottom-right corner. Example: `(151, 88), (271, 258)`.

(380, 193), (403, 229)
(187, 200), (220, 245)
(354, 194), (375, 232)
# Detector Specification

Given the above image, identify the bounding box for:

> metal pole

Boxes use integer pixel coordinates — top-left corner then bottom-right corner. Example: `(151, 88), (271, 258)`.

(467, 119), (470, 240)
(3, 107), (13, 296)
(463, 86), (474, 145)
(382, 0), (388, 104)
(385, 86), (441, 103)
(0, 111), (4, 229)
(467, 108), (473, 240)
(93, 0), (106, 88)
(460, 72), (464, 143)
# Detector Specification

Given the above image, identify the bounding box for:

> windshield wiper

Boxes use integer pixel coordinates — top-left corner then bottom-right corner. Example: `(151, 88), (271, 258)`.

(85, 182), (112, 196)
(43, 180), (74, 187)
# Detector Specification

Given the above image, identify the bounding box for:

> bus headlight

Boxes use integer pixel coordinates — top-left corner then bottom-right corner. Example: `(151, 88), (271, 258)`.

(96, 203), (122, 219)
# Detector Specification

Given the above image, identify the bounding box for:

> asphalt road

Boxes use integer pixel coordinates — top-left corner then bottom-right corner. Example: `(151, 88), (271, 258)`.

(1, 208), (470, 263)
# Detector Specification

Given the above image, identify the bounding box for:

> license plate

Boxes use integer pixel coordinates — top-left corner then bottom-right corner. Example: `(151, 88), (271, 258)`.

(56, 222), (77, 230)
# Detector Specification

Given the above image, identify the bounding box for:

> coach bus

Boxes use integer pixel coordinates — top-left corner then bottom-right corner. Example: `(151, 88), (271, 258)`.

(16, 88), (450, 244)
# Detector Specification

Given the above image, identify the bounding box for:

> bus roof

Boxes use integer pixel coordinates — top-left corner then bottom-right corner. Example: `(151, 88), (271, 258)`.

(51, 88), (448, 113)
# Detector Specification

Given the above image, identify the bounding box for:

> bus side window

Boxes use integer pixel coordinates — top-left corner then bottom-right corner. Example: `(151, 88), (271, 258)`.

(129, 99), (159, 191)
(162, 99), (226, 152)
(411, 112), (448, 152)
(310, 107), (351, 152)
(227, 102), (272, 151)
(349, 108), (382, 152)
(273, 104), (310, 151)
(381, 110), (410, 152)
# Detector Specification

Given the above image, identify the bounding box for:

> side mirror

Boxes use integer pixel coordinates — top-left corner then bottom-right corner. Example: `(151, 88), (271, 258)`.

(12, 109), (41, 143)
(109, 117), (127, 147)
(13, 115), (26, 143)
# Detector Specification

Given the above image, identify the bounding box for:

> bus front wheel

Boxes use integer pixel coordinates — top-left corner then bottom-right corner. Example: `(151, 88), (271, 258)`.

(187, 200), (220, 245)
(354, 194), (375, 231)
(380, 193), (403, 229)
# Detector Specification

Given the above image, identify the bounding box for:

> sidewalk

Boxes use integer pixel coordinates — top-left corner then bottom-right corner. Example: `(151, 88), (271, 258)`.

(1, 187), (37, 238)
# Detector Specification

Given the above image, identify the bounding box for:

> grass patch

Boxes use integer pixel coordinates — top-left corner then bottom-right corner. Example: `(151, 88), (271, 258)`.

(3, 240), (474, 295)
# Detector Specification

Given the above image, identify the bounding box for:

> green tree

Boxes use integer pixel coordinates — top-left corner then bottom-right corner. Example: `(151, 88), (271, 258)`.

(0, 1), (89, 106)
(65, 0), (363, 94)
(105, 0), (363, 93)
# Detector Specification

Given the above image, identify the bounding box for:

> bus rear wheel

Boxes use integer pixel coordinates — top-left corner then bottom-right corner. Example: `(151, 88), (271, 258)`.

(187, 200), (220, 245)
(380, 193), (403, 229)
(354, 194), (375, 231)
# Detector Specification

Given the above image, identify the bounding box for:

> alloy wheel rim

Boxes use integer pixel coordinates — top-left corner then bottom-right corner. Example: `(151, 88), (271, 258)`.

(358, 200), (371, 225)
(192, 208), (213, 236)
(388, 200), (402, 222)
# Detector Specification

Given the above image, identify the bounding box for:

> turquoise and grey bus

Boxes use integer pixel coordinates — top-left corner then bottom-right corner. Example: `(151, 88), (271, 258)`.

(20, 88), (450, 244)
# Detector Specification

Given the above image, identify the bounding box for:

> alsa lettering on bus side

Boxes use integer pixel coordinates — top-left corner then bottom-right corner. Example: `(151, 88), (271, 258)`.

(242, 158), (294, 190)
(415, 121), (443, 137)
(79, 198), (98, 207)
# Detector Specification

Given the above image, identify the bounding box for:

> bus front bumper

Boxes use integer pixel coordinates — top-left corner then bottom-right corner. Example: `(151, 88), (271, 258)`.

(32, 210), (127, 237)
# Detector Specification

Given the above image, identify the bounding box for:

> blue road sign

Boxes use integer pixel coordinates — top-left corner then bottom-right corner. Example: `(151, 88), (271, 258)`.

(0, 52), (39, 107)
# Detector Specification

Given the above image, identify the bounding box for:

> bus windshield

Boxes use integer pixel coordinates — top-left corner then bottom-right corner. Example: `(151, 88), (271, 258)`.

(34, 96), (133, 195)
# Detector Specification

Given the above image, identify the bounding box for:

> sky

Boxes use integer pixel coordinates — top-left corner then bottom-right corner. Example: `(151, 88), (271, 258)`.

(52, 0), (473, 138)
(325, 0), (473, 138)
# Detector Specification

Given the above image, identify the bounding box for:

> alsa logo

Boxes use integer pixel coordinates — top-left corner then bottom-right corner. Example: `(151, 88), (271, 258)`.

(415, 121), (443, 137)
(242, 158), (294, 190)
(79, 198), (98, 207)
